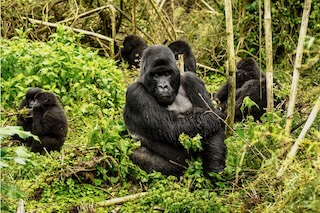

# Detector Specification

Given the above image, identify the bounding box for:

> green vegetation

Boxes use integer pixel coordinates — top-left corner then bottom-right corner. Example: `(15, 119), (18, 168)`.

(1, 0), (320, 212)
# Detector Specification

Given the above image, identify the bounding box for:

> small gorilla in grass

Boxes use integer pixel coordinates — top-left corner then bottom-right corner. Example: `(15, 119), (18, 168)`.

(16, 87), (42, 145)
(30, 92), (68, 153)
(123, 45), (226, 176)
(168, 40), (197, 73)
(234, 77), (283, 121)
(121, 35), (148, 68)
(234, 78), (267, 121)
(215, 57), (265, 106)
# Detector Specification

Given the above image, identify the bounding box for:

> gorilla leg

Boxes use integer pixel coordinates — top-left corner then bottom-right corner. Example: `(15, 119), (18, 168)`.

(30, 136), (64, 153)
(140, 139), (189, 166)
(200, 132), (226, 174)
(130, 146), (185, 176)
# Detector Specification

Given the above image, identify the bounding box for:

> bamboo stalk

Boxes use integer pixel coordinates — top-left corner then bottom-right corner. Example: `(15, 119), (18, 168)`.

(196, 63), (226, 76)
(200, 0), (220, 15)
(57, 6), (108, 24)
(24, 17), (113, 42)
(107, 5), (116, 58)
(258, 0), (262, 97)
(285, 0), (312, 135)
(178, 54), (185, 73)
(132, 0), (137, 34)
(97, 192), (148, 207)
(148, 0), (175, 41)
(111, 3), (155, 43)
(277, 95), (320, 178)
(224, 0), (236, 135)
(264, 0), (274, 112)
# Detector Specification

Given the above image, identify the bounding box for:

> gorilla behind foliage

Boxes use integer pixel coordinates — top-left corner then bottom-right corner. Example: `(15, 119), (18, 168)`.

(168, 40), (197, 73)
(121, 35), (148, 68)
(216, 58), (283, 121)
(215, 57), (265, 105)
(124, 45), (226, 176)
(16, 87), (43, 145)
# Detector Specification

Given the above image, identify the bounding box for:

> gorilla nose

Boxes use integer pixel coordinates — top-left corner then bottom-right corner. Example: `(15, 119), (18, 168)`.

(158, 84), (169, 92)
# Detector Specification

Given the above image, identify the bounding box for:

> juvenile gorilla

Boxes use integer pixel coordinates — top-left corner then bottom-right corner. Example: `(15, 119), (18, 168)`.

(215, 57), (265, 106)
(121, 35), (148, 68)
(123, 45), (226, 176)
(168, 40), (197, 73)
(234, 77), (283, 121)
(16, 87), (42, 145)
(31, 92), (68, 153)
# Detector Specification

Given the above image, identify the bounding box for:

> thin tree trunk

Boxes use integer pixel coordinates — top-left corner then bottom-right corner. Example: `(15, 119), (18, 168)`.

(132, 0), (137, 34)
(224, 0), (236, 136)
(264, 0), (274, 112)
(285, 0), (312, 135)
(108, 5), (116, 58)
(277, 95), (320, 178)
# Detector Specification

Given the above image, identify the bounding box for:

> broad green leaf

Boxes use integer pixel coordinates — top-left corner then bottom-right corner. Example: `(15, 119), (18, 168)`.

(14, 157), (27, 165)
(0, 126), (40, 142)
(15, 147), (32, 158)
(0, 161), (9, 168)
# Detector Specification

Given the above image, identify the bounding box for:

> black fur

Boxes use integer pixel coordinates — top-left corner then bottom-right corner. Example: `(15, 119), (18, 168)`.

(168, 40), (197, 73)
(121, 35), (148, 68)
(31, 92), (68, 153)
(234, 78), (283, 121)
(216, 57), (265, 105)
(16, 88), (42, 145)
(124, 45), (226, 176)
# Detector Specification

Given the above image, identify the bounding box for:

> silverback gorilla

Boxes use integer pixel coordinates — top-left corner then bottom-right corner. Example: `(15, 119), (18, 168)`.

(121, 35), (148, 68)
(123, 45), (226, 176)
(30, 92), (68, 153)
(168, 40), (197, 73)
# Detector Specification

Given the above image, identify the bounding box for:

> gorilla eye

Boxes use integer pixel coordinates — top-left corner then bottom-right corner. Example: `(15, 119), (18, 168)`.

(153, 73), (159, 78)
(164, 71), (171, 76)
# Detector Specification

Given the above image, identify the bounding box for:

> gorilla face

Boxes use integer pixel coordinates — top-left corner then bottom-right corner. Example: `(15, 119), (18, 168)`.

(140, 45), (181, 106)
(33, 92), (58, 110)
(25, 87), (42, 108)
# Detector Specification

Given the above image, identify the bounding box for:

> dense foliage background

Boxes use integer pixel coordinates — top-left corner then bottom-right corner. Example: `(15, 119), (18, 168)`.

(1, 0), (319, 212)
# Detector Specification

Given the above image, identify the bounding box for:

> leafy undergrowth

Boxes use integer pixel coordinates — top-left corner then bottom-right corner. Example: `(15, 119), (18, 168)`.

(1, 30), (319, 212)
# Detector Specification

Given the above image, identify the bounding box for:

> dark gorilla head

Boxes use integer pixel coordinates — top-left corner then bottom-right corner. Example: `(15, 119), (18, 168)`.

(236, 57), (263, 85)
(33, 92), (59, 110)
(139, 45), (181, 106)
(24, 87), (43, 108)
(121, 35), (148, 67)
(168, 40), (197, 73)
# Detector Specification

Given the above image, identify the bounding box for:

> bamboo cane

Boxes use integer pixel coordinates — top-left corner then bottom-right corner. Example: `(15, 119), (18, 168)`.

(97, 192), (148, 207)
(277, 95), (320, 178)
(264, 0), (274, 112)
(224, 0), (236, 135)
(24, 17), (113, 42)
(285, 0), (312, 135)
(132, 0), (137, 34)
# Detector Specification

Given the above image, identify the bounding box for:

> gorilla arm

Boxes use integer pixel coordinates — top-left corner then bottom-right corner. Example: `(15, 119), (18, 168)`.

(124, 82), (224, 147)
(182, 72), (214, 109)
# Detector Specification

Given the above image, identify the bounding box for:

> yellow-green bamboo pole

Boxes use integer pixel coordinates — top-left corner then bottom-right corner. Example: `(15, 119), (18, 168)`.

(148, 0), (175, 41)
(107, 5), (116, 58)
(264, 0), (274, 112)
(277, 95), (320, 178)
(224, 0), (236, 135)
(285, 0), (312, 135)
(132, 0), (137, 34)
